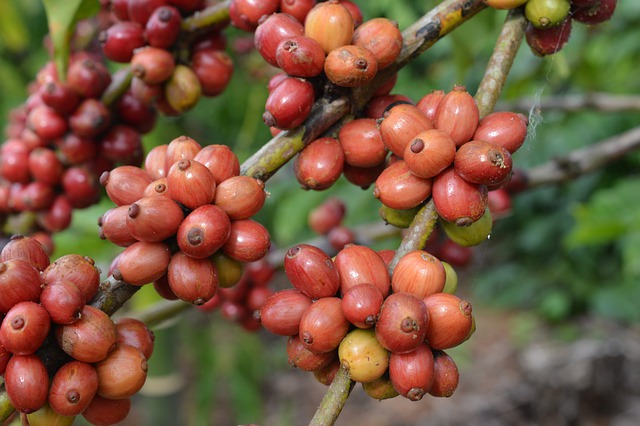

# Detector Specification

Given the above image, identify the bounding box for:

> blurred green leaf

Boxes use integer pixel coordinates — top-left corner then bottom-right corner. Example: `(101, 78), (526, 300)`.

(0, 1), (30, 53)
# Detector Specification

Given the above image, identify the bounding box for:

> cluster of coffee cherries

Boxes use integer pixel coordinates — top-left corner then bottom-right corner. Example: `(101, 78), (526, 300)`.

(102, 0), (234, 114)
(243, 0), (401, 132)
(99, 135), (271, 306)
(484, 0), (617, 56)
(257, 242), (469, 400)
(0, 235), (154, 425)
(307, 197), (357, 252)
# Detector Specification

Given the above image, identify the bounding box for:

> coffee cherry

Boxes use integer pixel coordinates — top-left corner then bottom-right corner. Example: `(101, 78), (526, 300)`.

(0, 259), (43, 314)
(193, 144), (240, 184)
(380, 104), (434, 157)
(116, 318), (155, 360)
(101, 166), (153, 206)
(432, 167), (488, 226)
(0, 234), (50, 271)
(334, 244), (390, 297)
(254, 13), (305, 67)
(176, 204), (231, 259)
(571, 0), (617, 25)
(0, 142), (30, 183)
(279, 0), (317, 23)
(379, 204), (420, 228)
(143, 178), (168, 197)
(299, 296), (350, 353)
(39, 81), (80, 117)
(428, 350), (459, 397)
(116, 241), (172, 286)
(362, 374), (399, 400)
(144, 144), (168, 180)
(324, 44), (378, 88)
(146, 6), (182, 48)
(66, 58), (111, 99)
(294, 136), (345, 190)
(304, 0), (354, 54)
(454, 139), (513, 187)
(403, 129), (456, 179)
(164, 64), (202, 113)
(95, 345), (148, 399)
(25, 402), (75, 426)
(167, 252), (218, 305)
(222, 219), (271, 263)
(525, 18), (572, 56)
(438, 240), (473, 268)
(0, 302), (50, 355)
(27, 105), (68, 140)
(392, 250), (446, 298)
(231, 0), (280, 31)
(312, 357), (341, 386)
(434, 85), (480, 147)
(61, 166), (101, 209)
(284, 244), (340, 299)
(214, 176), (266, 220)
(4, 354), (49, 413)
(338, 118), (387, 168)
(341, 283), (384, 328)
(55, 305), (118, 363)
(276, 36), (325, 78)
(48, 361), (99, 416)
(287, 334), (336, 371)
(114, 91), (158, 134)
(373, 160), (433, 210)
(338, 328), (389, 383)
(375, 292), (429, 354)
(56, 133), (98, 165)
(165, 135), (202, 171)
(128, 0), (170, 25)
(257, 289), (312, 336)
(263, 77), (314, 130)
(191, 49), (234, 97)
(308, 197), (346, 235)
(473, 111), (528, 154)
(423, 293), (473, 350)
(42, 254), (101, 303)
(352, 18), (402, 69)
(525, 0), (570, 28)
(40, 281), (84, 324)
(416, 90), (445, 122)
(167, 159), (216, 210)
(27, 148), (63, 187)
(440, 207), (492, 247)
(100, 205), (138, 247)
(100, 21), (145, 63)
(131, 47), (176, 85)
(126, 196), (184, 242)
(82, 395), (131, 426)
(365, 94), (413, 119)
(388, 343), (435, 401)
(441, 261), (458, 294)
(152, 274), (179, 301)
(327, 225), (355, 251)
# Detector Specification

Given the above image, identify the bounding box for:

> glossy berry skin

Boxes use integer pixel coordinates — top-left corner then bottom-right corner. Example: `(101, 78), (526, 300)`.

(166, 159), (217, 210)
(191, 49), (234, 97)
(324, 44), (378, 88)
(48, 361), (99, 416)
(338, 118), (387, 168)
(55, 305), (118, 363)
(116, 241), (172, 286)
(299, 297), (350, 353)
(389, 343), (435, 401)
(263, 77), (314, 130)
(351, 17), (403, 69)
(380, 104), (434, 157)
(375, 292), (429, 354)
(434, 85), (480, 147)
(432, 167), (488, 226)
(257, 289), (313, 336)
(213, 176), (266, 220)
(284, 244), (340, 299)
(254, 12), (305, 66)
(276, 35), (326, 78)
(95, 345), (148, 399)
(304, 0), (354, 54)
(230, 0), (280, 31)
(373, 160), (433, 210)
(146, 6), (182, 48)
(100, 21), (145, 63)
(473, 111), (528, 154)
(4, 354), (49, 413)
(176, 204), (231, 259)
(0, 301), (51, 355)
(334, 244), (390, 297)
(167, 252), (218, 305)
(222, 219), (271, 263)
(131, 47), (176, 85)
(294, 137), (345, 190)
(338, 328), (389, 383)
(193, 144), (240, 184)
(126, 196), (185, 242)
(454, 140), (513, 187)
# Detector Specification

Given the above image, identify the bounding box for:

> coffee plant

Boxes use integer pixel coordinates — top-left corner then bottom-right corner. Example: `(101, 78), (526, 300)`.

(0, 0), (636, 424)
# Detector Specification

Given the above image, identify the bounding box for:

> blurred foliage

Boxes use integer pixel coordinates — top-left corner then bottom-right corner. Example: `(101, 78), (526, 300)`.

(1, 1), (640, 424)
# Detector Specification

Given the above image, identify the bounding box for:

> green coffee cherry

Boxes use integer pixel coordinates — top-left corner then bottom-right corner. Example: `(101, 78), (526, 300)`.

(440, 208), (492, 247)
(525, 0), (571, 28)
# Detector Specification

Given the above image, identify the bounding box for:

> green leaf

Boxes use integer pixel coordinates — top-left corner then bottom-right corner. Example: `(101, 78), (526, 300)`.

(42, 0), (100, 81)
(0, 1), (30, 53)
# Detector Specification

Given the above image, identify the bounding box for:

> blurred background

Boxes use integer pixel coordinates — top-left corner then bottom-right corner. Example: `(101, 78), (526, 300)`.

(1, 1), (640, 425)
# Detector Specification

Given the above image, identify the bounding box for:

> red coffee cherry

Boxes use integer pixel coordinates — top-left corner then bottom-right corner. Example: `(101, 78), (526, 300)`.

(294, 137), (345, 190)
(114, 91), (158, 134)
(438, 240), (474, 268)
(0, 302), (50, 355)
(143, 178), (168, 197)
(304, 0), (354, 54)
(276, 35), (326, 78)
(423, 292), (473, 350)
(324, 44), (378, 88)
(4, 354), (49, 413)
(365, 94), (413, 119)
(145, 6), (182, 48)
(380, 103), (434, 157)
(279, 0), (317, 23)
(571, 0), (616, 25)
(95, 345), (148, 399)
(432, 167), (489, 226)
(193, 144), (240, 185)
(100, 21), (145, 63)
(222, 219), (271, 263)
(454, 140), (513, 186)
(130, 76), (163, 105)
(308, 197), (346, 235)
(487, 187), (512, 220)
(0, 234), (50, 271)
(416, 89), (446, 122)
(284, 244), (340, 299)
(55, 305), (118, 363)
(334, 244), (390, 297)
(66, 58), (111, 98)
(100, 205), (138, 247)
(373, 160), (433, 210)
(101, 166), (153, 206)
(339, 0), (363, 27)
(144, 144), (168, 180)
(391, 250), (446, 298)
(375, 292), (429, 354)
(525, 18), (572, 56)
(0, 141), (30, 183)
(389, 343), (435, 401)
(131, 47), (176, 85)
(429, 350), (460, 397)
(167, 252), (218, 305)
(254, 13), (305, 66)
(214, 176), (266, 220)
(40, 281), (84, 324)
(56, 133), (99, 165)
(403, 129), (456, 179)
(28, 147), (63, 186)
(0, 259), (44, 314)
(165, 135), (202, 171)
(434, 85), (480, 147)
(473, 111), (528, 154)
(230, 0), (280, 31)
(116, 241), (172, 286)
(39, 80), (80, 116)
(26, 105), (68, 140)
(82, 395), (132, 426)
(263, 77), (315, 130)
(62, 166), (101, 209)
(338, 118), (387, 168)
(191, 49), (234, 97)
(126, 196), (184, 242)
(341, 283), (384, 328)
(327, 225), (355, 251)
(0, 344), (10, 375)
(42, 254), (101, 303)
(299, 296), (350, 353)
(352, 18), (403, 69)
(257, 289), (313, 336)
(167, 159), (217, 210)
(116, 318), (155, 360)
(287, 334), (336, 371)
(48, 361), (99, 416)
(176, 204), (231, 259)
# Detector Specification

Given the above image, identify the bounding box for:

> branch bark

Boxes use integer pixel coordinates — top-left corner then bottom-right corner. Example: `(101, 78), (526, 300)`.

(308, 364), (354, 426)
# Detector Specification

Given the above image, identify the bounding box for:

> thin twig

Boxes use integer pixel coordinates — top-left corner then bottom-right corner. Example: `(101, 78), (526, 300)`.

(308, 364), (354, 426)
